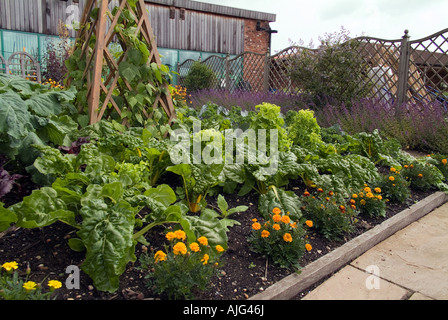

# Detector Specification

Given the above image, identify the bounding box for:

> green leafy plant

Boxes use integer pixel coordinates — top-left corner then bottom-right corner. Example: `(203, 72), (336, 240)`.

(0, 74), (77, 165)
(248, 207), (308, 270)
(139, 230), (225, 299)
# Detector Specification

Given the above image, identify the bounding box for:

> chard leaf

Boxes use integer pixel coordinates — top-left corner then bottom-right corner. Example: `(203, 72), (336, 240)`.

(78, 199), (137, 293)
(11, 187), (76, 228)
(0, 202), (17, 232)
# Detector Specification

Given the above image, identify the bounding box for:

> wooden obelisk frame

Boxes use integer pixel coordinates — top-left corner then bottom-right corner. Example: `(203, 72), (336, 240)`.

(70, 0), (176, 125)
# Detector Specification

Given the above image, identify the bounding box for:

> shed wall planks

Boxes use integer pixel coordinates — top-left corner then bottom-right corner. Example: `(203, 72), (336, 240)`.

(0, 0), (253, 55)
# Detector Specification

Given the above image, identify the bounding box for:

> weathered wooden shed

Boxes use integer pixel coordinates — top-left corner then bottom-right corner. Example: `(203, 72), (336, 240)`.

(0, 0), (276, 65)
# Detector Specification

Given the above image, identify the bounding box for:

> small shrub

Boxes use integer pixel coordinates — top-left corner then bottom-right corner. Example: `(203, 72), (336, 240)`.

(184, 62), (217, 93)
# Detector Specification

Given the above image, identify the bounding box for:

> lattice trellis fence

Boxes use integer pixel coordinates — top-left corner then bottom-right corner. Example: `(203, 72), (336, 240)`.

(67, 0), (176, 125)
(178, 28), (448, 107)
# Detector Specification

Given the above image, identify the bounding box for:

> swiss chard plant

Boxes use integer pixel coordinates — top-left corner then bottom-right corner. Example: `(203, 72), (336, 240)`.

(0, 74), (78, 166)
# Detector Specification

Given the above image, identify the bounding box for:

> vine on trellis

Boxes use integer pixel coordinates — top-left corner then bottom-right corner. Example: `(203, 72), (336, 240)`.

(66, 0), (176, 129)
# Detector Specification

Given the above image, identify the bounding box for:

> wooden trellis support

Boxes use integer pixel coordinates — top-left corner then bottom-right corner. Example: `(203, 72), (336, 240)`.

(69, 0), (176, 125)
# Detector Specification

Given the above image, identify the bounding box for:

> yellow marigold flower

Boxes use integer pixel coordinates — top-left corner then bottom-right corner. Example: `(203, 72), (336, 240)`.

(261, 230), (270, 238)
(374, 187), (381, 193)
(272, 207), (281, 215)
(366, 192), (374, 198)
(252, 222), (261, 231)
(377, 195), (383, 200)
(352, 193), (358, 199)
(215, 245), (225, 253)
(350, 199), (356, 204)
(173, 242), (187, 255)
(283, 233), (293, 242)
(48, 280), (62, 290)
(189, 242), (200, 253)
(358, 192), (364, 197)
(305, 220), (313, 228)
(273, 223), (281, 231)
(272, 214), (282, 223)
(154, 250), (167, 262)
(166, 232), (176, 241)
(390, 167), (396, 172)
(197, 236), (208, 246)
(360, 199), (366, 205)
(442, 159), (447, 165)
(174, 230), (186, 241)
(201, 254), (209, 265)
(418, 173), (423, 178)
(364, 187), (371, 193)
(2, 261), (18, 272)
(305, 243), (312, 251)
(281, 215), (290, 224)
(23, 281), (37, 292)
(389, 176), (395, 181)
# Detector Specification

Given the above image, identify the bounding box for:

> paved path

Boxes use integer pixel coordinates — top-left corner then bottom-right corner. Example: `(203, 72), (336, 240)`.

(302, 202), (448, 300)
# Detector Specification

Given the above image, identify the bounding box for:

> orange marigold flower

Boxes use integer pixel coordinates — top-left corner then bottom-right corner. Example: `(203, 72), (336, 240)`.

(305, 220), (313, 228)
(272, 214), (282, 223)
(389, 176), (395, 181)
(283, 233), (293, 242)
(290, 222), (298, 228)
(273, 223), (281, 231)
(317, 188), (324, 193)
(165, 232), (176, 241)
(215, 245), (225, 253)
(201, 254), (210, 265)
(418, 173), (423, 178)
(328, 191), (334, 196)
(303, 191), (311, 197)
(352, 193), (358, 199)
(442, 159), (447, 165)
(305, 243), (312, 251)
(261, 230), (270, 238)
(366, 192), (374, 198)
(154, 250), (167, 263)
(374, 187), (381, 193)
(390, 167), (396, 172)
(272, 207), (281, 215)
(189, 242), (200, 252)
(173, 242), (187, 255)
(198, 236), (208, 246)
(174, 230), (186, 241)
(281, 215), (290, 224)
(252, 222), (261, 230)
(364, 187), (371, 193)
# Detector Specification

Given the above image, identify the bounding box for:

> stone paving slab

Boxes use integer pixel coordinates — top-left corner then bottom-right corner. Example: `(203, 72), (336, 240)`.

(351, 203), (448, 300)
(301, 265), (409, 300)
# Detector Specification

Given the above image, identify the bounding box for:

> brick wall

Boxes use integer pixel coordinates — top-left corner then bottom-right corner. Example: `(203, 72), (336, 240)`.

(244, 20), (270, 54)
(242, 20), (270, 91)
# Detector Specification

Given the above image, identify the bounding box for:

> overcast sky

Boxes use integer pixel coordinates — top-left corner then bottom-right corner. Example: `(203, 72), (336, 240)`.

(200, 0), (448, 53)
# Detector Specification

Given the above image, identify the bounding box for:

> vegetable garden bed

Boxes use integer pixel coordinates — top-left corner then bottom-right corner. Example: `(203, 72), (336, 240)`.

(0, 167), (438, 300)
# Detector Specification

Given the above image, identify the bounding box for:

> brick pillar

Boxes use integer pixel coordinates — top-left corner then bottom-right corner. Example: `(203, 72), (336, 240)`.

(243, 20), (270, 92)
